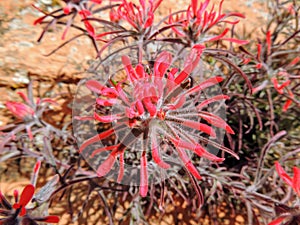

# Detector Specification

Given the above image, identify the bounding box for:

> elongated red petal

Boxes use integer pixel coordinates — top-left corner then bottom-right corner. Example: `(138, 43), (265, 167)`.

(40, 216), (60, 223)
(287, 56), (300, 67)
(197, 95), (229, 109)
(91, 0), (102, 4)
(187, 76), (223, 95)
(79, 128), (115, 153)
(174, 45), (204, 85)
(142, 97), (156, 117)
(154, 51), (172, 77)
(33, 161), (41, 174)
(268, 216), (285, 225)
(152, 136), (170, 169)
(135, 100), (145, 115)
(170, 137), (224, 162)
(207, 28), (229, 42)
(198, 112), (235, 134)
(34, 15), (47, 25)
(220, 38), (249, 45)
(86, 80), (105, 94)
(191, 0), (198, 16)
(177, 147), (202, 179)
(13, 190), (18, 203)
(275, 162), (293, 187)
(256, 43), (262, 61)
(17, 92), (30, 104)
(278, 80), (291, 91)
(13, 185), (35, 216)
(19, 185), (34, 207)
(122, 56), (138, 82)
(101, 88), (119, 98)
(292, 166), (300, 196)
(182, 120), (216, 137)
(40, 98), (58, 105)
(96, 153), (117, 177)
(153, 0), (163, 12)
(135, 64), (145, 79)
(282, 99), (292, 112)
(140, 153), (148, 197)
(90, 145), (118, 158)
(94, 112), (121, 123)
(144, 12), (154, 28)
(166, 95), (186, 110)
(116, 83), (130, 105)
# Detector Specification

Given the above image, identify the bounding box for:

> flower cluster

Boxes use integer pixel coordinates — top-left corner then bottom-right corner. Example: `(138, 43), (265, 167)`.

(268, 162), (300, 225)
(271, 56), (299, 112)
(77, 45), (238, 197)
(242, 30), (299, 112)
(0, 162), (59, 225)
(33, 0), (102, 40)
(168, 0), (247, 44)
(4, 91), (57, 140)
(113, 0), (163, 31)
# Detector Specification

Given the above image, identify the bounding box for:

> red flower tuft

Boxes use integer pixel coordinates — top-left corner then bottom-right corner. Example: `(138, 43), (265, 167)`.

(13, 184), (35, 216)
(275, 161), (300, 196)
(78, 48), (238, 197)
(5, 102), (34, 120)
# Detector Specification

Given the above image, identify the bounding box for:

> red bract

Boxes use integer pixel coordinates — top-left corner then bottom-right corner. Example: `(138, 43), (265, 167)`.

(33, 0), (101, 40)
(275, 161), (300, 196)
(77, 45), (238, 197)
(271, 71), (294, 112)
(5, 92), (57, 120)
(268, 217), (286, 225)
(117, 0), (162, 30)
(5, 102), (34, 120)
(79, 9), (95, 37)
(109, 7), (122, 23)
(168, 0), (248, 44)
(5, 92), (57, 141)
(12, 185), (35, 216)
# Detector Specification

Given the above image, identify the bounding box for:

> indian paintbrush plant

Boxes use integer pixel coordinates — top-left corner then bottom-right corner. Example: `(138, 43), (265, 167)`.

(0, 0), (299, 224)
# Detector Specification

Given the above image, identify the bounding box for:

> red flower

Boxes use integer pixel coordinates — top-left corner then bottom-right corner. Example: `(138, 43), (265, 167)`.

(117, 0), (162, 30)
(5, 92), (57, 140)
(275, 161), (300, 196)
(79, 9), (95, 37)
(12, 185), (35, 216)
(168, 0), (248, 44)
(282, 90), (294, 112)
(33, 0), (101, 40)
(0, 184), (60, 224)
(271, 71), (294, 112)
(5, 102), (34, 120)
(271, 77), (290, 95)
(109, 8), (122, 23)
(77, 45), (238, 197)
